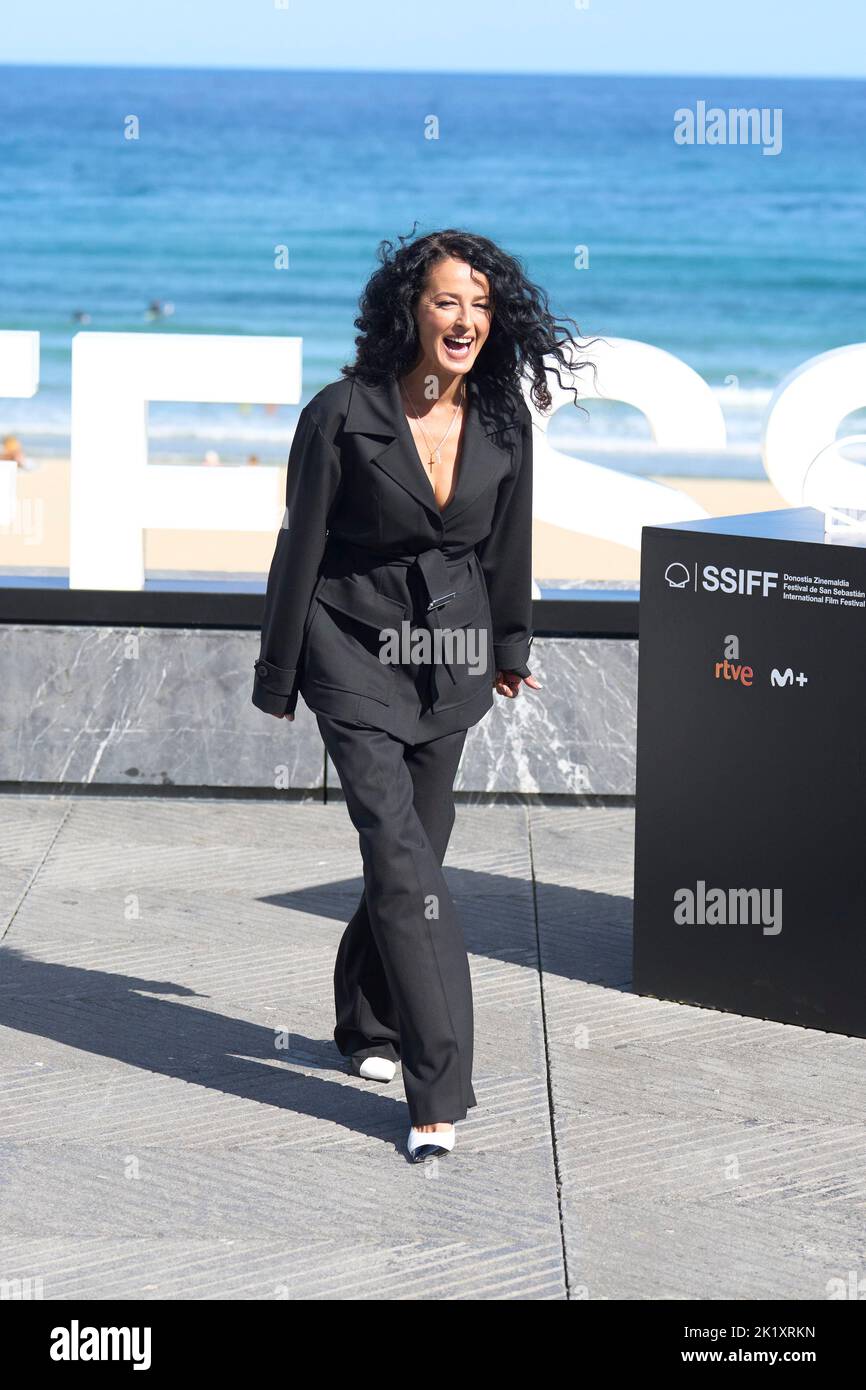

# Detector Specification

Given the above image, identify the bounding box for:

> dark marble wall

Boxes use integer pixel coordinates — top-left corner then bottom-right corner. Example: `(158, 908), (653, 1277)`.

(0, 626), (638, 795)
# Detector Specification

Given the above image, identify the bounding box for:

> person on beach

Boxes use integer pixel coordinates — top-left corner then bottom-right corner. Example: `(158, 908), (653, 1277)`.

(1, 435), (35, 471)
(252, 228), (588, 1162)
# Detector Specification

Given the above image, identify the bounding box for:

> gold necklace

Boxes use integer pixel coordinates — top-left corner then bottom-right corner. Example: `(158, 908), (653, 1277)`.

(400, 380), (465, 470)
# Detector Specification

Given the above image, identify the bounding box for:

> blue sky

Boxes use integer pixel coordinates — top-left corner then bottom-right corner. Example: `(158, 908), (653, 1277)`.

(4, 0), (863, 77)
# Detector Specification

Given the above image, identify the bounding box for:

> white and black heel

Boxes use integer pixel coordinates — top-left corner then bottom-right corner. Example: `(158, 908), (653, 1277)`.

(350, 1055), (397, 1083)
(407, 1125), (456, 1164)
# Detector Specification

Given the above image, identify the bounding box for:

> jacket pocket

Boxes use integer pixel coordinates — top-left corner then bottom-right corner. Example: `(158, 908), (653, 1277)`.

(301, 577), (402, 707)
(317, 573), (407, 630)
(424, 563), (492, 709)
(432, 583), (486, 631)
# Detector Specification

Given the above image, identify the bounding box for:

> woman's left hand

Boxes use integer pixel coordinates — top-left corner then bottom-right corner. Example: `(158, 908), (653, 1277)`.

(493, 670), (543, 698)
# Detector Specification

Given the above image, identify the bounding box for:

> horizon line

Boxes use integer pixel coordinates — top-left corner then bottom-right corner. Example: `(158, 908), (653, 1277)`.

(0, 60), (863, 82)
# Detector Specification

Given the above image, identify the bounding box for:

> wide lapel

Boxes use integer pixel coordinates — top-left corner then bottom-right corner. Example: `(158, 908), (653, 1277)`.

(342, 374), (439, 517)
(342, 373), (521, 522)
(445, 375), (521, 523)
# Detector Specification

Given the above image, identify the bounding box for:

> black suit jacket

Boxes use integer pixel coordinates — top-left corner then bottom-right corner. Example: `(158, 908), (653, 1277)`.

(251, 371), (534, 742)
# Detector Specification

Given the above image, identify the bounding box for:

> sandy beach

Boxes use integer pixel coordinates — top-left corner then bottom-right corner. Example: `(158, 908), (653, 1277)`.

(0, 458), (790, 584)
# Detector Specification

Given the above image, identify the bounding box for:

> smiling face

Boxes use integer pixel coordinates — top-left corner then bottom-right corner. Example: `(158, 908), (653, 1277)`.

(411, 256), (492, 383)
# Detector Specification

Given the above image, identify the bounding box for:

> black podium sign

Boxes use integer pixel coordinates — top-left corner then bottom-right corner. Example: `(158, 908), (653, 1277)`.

(633, 507), (866, 1037)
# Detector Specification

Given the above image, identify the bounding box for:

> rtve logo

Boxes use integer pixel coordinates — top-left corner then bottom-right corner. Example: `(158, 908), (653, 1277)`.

(664, 562), (779, 597)
(715, 634), (752, 685)
(713, 636), (809, 689)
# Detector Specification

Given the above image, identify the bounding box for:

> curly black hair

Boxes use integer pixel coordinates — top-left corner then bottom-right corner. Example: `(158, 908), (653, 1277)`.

(341, 225), (597, 415)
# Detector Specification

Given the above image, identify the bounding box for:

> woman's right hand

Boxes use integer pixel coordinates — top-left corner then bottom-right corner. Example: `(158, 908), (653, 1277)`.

(271, 712), (294, 721)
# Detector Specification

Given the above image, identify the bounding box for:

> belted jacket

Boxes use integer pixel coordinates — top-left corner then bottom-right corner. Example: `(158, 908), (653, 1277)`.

(251, 371), (534, 742)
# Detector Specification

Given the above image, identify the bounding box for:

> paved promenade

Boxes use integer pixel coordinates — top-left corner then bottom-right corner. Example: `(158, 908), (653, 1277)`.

(1, 792), (864, 1301)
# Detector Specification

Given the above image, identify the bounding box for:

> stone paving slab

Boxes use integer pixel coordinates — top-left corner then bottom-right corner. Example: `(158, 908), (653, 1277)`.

(0, 1234), (566, 1301)
(0, 794), (563, 1301)
(529, 805), (866, 1302)
(1, 793), (864, 1300)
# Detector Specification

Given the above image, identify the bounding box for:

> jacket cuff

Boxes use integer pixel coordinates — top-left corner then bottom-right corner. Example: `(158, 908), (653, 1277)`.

(252, 660), (298, 717)
(493, 639), (532, 678)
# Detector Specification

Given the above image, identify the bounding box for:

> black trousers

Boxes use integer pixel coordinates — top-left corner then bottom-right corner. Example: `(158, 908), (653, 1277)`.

(316, 713), (476, 1126)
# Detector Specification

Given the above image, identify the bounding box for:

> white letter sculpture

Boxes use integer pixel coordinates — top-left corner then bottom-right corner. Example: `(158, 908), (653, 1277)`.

(763, 344), (866, 511)
(528, 338), (718, 563)
(69, 332), (302, 589)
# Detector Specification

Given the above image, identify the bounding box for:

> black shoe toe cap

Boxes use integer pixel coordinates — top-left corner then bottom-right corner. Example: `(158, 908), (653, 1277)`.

(409, 1143), (449, 1163)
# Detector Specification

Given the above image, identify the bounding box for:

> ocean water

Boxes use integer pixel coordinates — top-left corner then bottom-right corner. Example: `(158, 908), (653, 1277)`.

(1, 64), (864, 477)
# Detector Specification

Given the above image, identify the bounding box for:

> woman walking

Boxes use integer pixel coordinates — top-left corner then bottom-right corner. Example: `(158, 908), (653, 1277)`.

(252, 228), (587, 1161)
